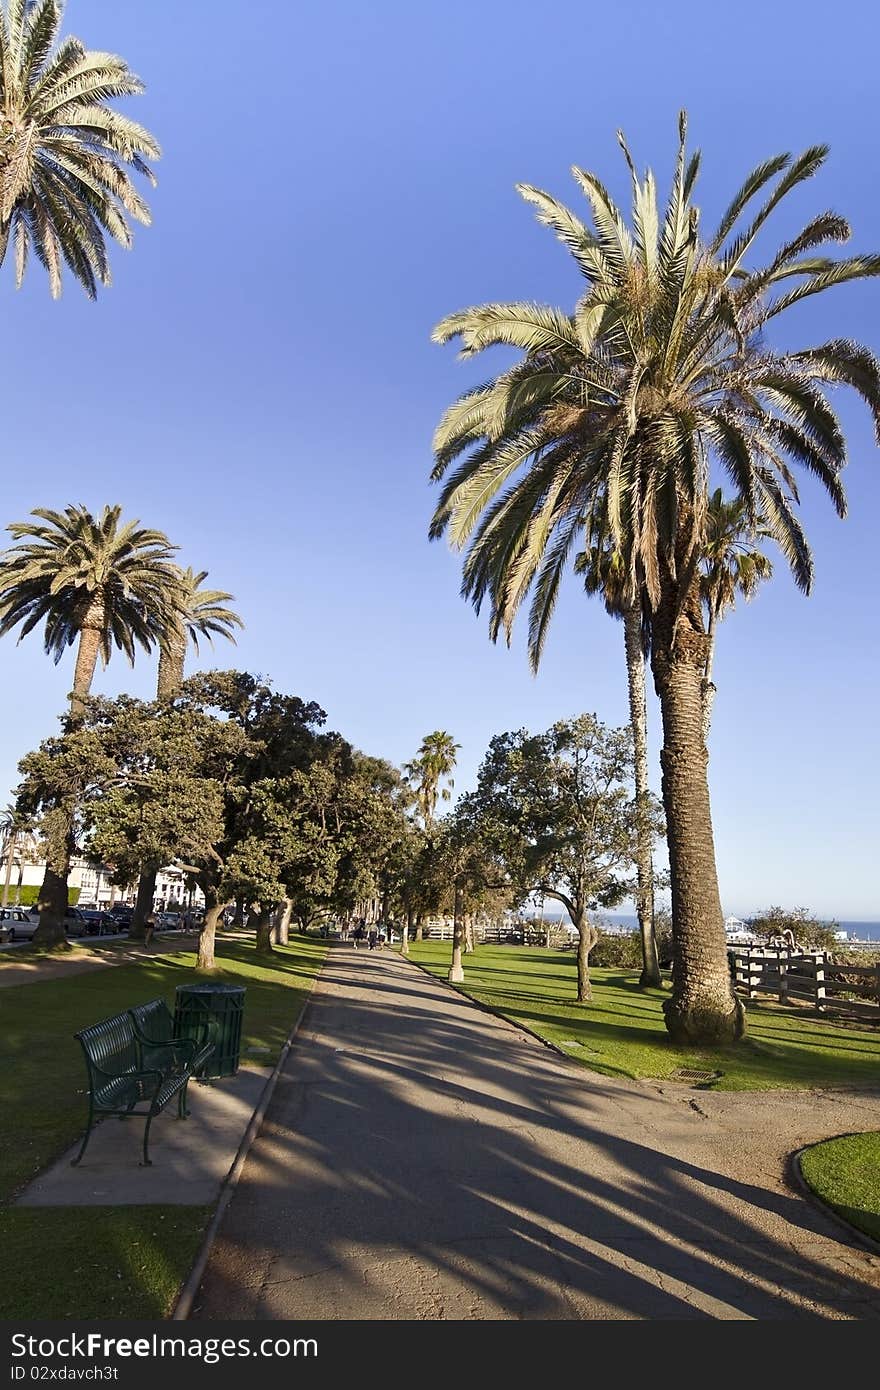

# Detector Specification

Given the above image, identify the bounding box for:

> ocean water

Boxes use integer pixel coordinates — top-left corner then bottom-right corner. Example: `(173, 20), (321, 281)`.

(543, 911), (880, 942)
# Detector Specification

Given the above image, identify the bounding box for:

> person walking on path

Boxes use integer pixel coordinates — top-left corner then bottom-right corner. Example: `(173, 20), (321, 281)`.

(144, 911), (156, 947)
(352, 922), (365, 950)
(367, 926), (379, 950)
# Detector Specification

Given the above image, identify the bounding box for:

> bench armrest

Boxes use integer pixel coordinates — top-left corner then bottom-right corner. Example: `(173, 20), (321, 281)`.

(132, 1031), (198, 1065)
(87, 1061), (165, 1086)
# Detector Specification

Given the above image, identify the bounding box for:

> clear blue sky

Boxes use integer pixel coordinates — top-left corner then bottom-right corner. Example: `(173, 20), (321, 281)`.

(2, 0), (879, 919)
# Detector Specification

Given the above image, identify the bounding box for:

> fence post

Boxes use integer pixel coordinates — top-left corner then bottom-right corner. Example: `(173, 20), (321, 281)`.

(814, 953), (826, 1012)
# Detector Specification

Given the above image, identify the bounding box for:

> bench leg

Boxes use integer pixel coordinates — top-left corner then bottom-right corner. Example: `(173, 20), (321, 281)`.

(141, 1111), (155, 1166)
(71, 1104), (95, 1166)
(177, 1079), (190, 1119)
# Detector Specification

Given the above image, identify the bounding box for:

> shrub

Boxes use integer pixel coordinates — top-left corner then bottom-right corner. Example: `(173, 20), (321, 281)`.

(747, 905), (839, 952)
(12, 886), (80, 907)
(590, 929), (643, 968)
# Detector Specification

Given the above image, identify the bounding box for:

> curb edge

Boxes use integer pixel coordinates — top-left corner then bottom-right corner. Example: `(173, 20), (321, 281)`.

(789, 1134), (880, 1260)
(170, 955), (324, 1321)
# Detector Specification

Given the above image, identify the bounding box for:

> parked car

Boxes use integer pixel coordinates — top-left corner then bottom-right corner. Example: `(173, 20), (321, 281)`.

(0, 907), (40, 942)
(105, 904), (133, 928)
(157, 911), (183, 930)
(77, 909), (118, 936)
(63, 907), (93, 938)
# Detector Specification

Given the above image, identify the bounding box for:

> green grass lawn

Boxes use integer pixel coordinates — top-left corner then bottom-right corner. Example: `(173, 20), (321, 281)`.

(799, 1132), (880, 1243)
(0, 935), (326, 1319)
(406, 942), (880, 1091)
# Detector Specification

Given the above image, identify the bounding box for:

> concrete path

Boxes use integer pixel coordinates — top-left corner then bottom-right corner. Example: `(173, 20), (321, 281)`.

(17, 1067), (270, 1206)
(194, 945), (880, 1320)
(0, 933), (201, 989)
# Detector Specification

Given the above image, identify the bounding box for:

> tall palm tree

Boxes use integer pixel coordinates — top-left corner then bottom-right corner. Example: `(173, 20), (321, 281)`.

(429, 113), (880, 1044)
(0, 802), (20, 907)
(157, 568), (242, 698)
(0, 0), (160, 299)
(700, 489), (773, 742)
(0, 504), (182, 943)
(576, 539), (660, 987)
(0, 504), (181, 714)
(130, 568), (242, 937)
(403, 731), (460, 827)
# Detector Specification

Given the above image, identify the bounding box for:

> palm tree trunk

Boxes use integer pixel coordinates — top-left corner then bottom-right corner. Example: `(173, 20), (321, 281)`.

(651, 579), (743, 1045)
(157, 637), (186, 700)
(448, 883), (464, 982)
(34, 607), (105, 948)
(624, 605), (661, 988)
(70, 603), (105, 716)
(2, 831), (15, 909)
(702, 609), (717, 745)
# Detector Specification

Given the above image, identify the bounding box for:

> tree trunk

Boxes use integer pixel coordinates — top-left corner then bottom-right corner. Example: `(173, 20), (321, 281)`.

(197, 891), (226, 971)
(70, 610), (104, 718)
(415, 911), (423, 942)
(253, 901), (274, 954)
(129, 866), (158, 941)
(232, 896), (245, 929)
(575, 909), (598, 1003)
(701, 609), (717, 745)
(2, 831), (15, 909)
(448, 883), (464, 982)
(624, 605), (661, 988)
(402, 905), (413, 957)
(32, 804), (75, 947)
(34, 607), (105, 947)
(464, 912), (475, 954)
(273, 897), (293, 946)
(157, 635), (187, 701)
(651, 578), (743, 1045)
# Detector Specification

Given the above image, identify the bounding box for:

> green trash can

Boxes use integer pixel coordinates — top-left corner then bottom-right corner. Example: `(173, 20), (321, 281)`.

(174, 983), (245, 1078)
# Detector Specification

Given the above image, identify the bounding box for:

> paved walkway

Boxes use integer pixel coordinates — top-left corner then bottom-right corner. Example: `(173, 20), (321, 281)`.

(195, 945), (880, 1320)
(0, 932), (203, 989)
(17, 1067), (271, 1206)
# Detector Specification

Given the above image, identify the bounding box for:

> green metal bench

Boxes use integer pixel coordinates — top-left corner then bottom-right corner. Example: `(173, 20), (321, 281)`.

(128, 997), (217, 1079)
(72, 1002), (214, 1167)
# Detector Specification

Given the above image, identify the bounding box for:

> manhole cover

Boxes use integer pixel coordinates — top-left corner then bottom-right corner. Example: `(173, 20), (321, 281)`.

(672, 1067), (722, 1085)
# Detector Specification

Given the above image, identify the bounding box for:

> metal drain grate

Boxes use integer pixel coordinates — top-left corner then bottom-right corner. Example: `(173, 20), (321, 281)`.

(672, 1067), (721, 1084)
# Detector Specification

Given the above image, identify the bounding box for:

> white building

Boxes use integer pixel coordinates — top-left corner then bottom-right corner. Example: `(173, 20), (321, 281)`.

(3, 850), (204, 911)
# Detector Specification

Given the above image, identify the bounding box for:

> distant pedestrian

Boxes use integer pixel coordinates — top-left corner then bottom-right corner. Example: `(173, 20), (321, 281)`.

(367, 926), (378, 950)
(144, 911), (156, 947)
(352, 923), (366, 950)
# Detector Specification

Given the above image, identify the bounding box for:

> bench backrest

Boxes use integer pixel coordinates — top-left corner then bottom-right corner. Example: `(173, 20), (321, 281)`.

(75, 1011), (138, 1076)
(129, 998), (174, 1044)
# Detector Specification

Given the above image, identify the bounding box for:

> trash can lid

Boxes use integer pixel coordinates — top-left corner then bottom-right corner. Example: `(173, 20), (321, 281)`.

(175, 983), (245, 996)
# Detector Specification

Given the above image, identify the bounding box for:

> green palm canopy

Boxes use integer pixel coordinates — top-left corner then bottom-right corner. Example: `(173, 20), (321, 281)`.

(430, 113), (880, 1045)
(0, 503), (182, 708)
(404, 730), (460, 827)
(157, 567), (243, 698)
(0, 0), (160, 298)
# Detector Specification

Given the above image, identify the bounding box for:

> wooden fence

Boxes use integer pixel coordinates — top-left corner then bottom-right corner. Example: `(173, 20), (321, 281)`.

(728, 947), (880, 1022)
